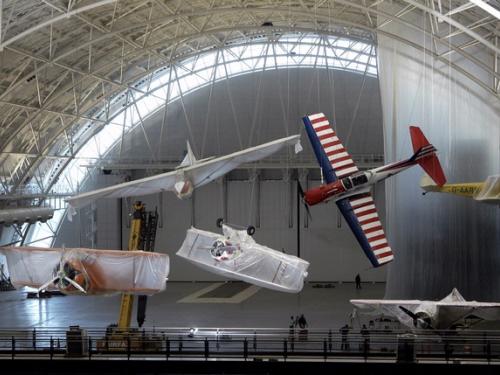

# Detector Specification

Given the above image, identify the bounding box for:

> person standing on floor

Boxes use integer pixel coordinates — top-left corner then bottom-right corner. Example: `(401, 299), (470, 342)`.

(298, 314), (308, 341)
(361, 324), (370, 353)
(340, 324), (350, 350)
(288, 316), (296, 350)
(289, 316), (296, 333)
(298, 314), (308, 329)
(355, 274), (361, 289)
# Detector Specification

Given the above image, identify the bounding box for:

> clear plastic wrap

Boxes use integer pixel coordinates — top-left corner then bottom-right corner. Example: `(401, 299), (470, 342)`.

(352, 289), (500, 330)
(0, 246), (169, 295)
(474, 175), (500, 203)
(176, 225), (309, 293)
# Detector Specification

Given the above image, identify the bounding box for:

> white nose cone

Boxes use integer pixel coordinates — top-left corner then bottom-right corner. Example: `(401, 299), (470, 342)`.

(174, 180), (194, 199)
(294, 139), (303, 154)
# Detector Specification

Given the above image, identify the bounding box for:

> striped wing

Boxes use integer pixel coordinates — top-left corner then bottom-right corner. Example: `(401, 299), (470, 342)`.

(336, 193), (394, 267)
(303, 113), (358, 184)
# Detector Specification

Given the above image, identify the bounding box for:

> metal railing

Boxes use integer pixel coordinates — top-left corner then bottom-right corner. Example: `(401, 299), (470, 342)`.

(0, 327), (499, 363)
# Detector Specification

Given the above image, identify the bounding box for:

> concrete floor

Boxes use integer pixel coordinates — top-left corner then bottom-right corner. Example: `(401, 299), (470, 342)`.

(0, 282), (385, 329)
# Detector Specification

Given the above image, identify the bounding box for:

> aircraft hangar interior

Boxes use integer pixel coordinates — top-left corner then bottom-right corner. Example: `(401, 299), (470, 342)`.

(0, 1), (499, 374)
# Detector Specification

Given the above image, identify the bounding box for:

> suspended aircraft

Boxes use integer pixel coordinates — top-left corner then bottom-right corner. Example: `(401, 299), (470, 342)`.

(301, 113), (446, 268)
(0, 207), (54, 226)
(177, 222), (309, 293)
(0, 246), (169, 295)
(351, 289), (500, 330)
(67, 135), (301, 215)
(420, 173), (500, 204)
(0, 194), (55, 226)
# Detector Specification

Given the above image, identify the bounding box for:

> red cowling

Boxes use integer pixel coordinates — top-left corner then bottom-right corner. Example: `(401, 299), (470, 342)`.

(304, 180), (346, 206)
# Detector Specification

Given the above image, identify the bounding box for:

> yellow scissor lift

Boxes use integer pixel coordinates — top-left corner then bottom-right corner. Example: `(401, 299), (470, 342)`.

(99, 201), (162, 352)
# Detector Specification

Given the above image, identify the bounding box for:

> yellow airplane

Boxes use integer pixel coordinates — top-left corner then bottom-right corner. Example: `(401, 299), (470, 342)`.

(420, 174), (500, 204)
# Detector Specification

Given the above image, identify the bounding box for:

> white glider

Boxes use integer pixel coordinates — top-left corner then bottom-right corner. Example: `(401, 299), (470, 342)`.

(67, 135), (301, 215)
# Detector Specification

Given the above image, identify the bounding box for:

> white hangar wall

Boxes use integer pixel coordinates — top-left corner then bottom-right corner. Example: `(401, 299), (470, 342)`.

(377, 7), (500, 300)
(56, 67), (389, 282)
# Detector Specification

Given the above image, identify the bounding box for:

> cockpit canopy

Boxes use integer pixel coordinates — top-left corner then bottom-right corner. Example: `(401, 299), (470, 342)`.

(341, 173), (368, 190)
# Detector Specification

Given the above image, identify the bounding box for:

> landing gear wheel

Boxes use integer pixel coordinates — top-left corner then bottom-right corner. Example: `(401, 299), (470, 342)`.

(246, 226), (256, 236)
(216, 218), (224, 228)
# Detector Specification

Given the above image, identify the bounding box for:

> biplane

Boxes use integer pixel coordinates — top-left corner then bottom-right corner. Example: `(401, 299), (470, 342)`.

(0, 246), (169, 295)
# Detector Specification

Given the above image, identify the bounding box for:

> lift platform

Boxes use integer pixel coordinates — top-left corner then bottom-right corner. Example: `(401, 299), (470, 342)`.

(97, 201), (162, 352)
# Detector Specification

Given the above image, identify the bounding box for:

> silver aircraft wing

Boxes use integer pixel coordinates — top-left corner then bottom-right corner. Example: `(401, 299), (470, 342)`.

(185, 134), (301, 188)
(66, 169), (179, 213)
(435, 302), (500, 329)
(66, 135), (301, 214)
(0, 246), (63, 289)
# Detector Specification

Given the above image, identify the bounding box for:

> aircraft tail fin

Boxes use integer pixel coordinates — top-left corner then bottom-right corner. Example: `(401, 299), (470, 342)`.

(409, 126), (446, 186)
(178, 141), (197, 168)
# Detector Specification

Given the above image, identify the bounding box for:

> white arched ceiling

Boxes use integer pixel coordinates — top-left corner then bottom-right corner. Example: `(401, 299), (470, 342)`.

(0, 0), (498, 247)
(22, 32), (379, 247)
(0, 1), (498, 192)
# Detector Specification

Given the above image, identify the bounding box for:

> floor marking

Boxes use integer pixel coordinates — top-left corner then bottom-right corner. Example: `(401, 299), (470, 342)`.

(177, 283), (260, 304)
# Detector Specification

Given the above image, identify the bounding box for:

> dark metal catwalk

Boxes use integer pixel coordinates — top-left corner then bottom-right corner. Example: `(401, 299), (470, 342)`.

(1, 327), (500, 364)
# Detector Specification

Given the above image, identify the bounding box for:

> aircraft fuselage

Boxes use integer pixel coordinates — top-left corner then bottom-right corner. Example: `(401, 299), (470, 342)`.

(304, 158), (418, 206)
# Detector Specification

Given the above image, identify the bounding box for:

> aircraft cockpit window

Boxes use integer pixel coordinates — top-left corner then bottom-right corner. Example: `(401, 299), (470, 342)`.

(351, 174), (368, 186)
(341, 177), (353, 190)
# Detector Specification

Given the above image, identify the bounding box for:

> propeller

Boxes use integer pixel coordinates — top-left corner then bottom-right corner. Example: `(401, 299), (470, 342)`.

(63, 276), (87, 294)
(297, 181), (312, 221)
(37, 275), (60, 294)
(398, 306), (434, 330)
(37, 252), (87, 295)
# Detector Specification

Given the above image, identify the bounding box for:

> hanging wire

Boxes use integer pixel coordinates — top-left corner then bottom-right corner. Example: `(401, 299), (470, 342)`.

(221, 51), (244, 150)
(344, 44), (373, 148)
(247, 170), (257, 227)
(157, 64), (174, 160)
(173, 65), (199, 157)
(200, 49), (219, 159)
(247, 44), (268, 147)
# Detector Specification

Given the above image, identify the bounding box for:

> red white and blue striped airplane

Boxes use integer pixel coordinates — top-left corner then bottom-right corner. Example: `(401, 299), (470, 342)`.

(302, 113), (446, 268)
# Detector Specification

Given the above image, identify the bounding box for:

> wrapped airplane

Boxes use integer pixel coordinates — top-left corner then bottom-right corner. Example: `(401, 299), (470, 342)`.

(351, 289), (500, 330)
(0, 246), (169, 295)
(177, 224), (309, 293)
(67, 135), (301, 215)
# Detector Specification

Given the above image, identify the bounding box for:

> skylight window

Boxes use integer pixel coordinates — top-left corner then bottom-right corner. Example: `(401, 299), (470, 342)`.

(22, 33), (377, 248)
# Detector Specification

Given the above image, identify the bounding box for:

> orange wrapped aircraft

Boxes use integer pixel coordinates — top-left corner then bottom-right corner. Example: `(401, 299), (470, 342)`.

(0, 246), (169, 295)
